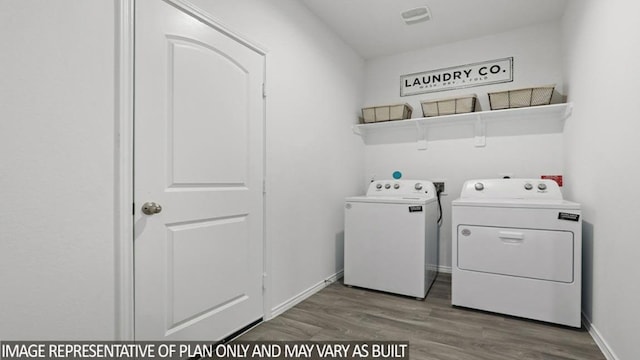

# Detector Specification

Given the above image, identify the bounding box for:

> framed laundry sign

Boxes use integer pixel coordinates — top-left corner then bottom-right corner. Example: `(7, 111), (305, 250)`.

(400, 57), (513, 96)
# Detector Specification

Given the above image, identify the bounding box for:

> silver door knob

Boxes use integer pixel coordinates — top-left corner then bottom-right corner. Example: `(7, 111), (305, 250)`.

(141, 202), (162, 215)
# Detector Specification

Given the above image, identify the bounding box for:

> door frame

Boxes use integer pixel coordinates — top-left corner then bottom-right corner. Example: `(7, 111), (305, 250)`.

(115, 0), (269, 340)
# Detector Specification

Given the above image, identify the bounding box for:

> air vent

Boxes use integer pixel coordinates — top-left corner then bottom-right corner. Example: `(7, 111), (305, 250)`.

(401, 6), (431, 25)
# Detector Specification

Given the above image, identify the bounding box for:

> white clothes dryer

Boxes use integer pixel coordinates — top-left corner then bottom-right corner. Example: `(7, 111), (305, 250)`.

(344, 180), (439, 299)
(452, 178), (582, 327)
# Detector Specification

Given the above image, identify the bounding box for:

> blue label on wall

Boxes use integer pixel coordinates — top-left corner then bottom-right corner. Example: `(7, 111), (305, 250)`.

(393, 171), (402, 179)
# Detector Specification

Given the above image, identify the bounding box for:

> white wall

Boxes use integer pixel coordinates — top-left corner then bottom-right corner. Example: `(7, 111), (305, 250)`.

(0, 0), (364, 338)
(363, 22), (565, 269)
(0, 1), (116, 339)
(562, 1), (640, 359)
(154, 0), (366, 316)
(364, 22), (565, 115)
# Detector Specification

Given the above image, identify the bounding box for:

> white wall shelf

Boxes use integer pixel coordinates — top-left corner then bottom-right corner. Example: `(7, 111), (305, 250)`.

(353, 103), (573, 148)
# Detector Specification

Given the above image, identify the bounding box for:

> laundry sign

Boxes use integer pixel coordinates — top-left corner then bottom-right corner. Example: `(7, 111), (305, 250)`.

(400, 57), (513, 96)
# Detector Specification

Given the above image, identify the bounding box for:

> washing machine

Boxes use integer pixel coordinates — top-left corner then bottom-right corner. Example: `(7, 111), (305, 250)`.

(451, 178), (582, 327)
(344, 180), (439, 298)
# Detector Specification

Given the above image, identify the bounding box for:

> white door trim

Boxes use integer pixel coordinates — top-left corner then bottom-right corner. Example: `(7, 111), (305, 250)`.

(115, 0), (135, 341)
(165, 0), (269, 56)
(115, 0), (270, 340)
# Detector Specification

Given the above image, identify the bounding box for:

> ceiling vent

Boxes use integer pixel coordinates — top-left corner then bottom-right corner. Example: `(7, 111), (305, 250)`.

(401, 6), (432, 25)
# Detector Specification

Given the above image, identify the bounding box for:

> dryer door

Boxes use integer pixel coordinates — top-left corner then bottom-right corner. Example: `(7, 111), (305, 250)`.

(456, 226), (574, 283)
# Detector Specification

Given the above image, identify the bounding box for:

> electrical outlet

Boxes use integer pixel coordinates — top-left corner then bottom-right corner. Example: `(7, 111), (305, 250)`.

(434, 182), (445, 194)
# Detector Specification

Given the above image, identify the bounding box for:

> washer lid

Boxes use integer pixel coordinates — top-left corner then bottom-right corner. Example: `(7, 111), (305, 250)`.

(452, 198), (580, 210)
(346, 195), (434, 205)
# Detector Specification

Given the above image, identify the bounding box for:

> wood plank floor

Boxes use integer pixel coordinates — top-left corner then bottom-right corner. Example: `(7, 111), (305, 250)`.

(238, 274), (605, 360)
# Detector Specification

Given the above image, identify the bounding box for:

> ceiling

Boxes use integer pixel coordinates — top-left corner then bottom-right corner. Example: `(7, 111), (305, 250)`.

(301, 0), (568, 59)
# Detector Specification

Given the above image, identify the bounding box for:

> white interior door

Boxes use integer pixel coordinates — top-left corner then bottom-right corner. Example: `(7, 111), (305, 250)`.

(134, 0), (265, 340)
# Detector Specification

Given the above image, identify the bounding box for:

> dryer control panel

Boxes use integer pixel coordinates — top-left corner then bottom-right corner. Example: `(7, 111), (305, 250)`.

(367, 180), (436, 199)
(460, 178), (563, 200)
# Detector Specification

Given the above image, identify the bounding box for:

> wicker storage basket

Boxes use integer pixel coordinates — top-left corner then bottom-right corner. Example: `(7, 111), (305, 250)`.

(362, 103), (413, 123)
(420, 95), (478, 117)
(488, 85), (555, 110)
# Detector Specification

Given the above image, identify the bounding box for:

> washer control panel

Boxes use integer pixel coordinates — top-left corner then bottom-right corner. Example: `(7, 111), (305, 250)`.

(462, 178), (563, 200)
(367, 180), (436, 199)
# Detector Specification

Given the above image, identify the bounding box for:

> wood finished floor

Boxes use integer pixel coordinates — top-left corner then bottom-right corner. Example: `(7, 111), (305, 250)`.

(237, 274), (605, 360)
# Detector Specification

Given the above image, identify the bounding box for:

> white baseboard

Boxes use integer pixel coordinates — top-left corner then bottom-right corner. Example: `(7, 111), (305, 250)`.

(268, 265), (451, 321)
(268, 270), (344, 320)
(582, 312), (619, 360)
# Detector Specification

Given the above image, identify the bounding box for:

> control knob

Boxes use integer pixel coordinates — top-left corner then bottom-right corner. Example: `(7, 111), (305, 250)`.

(384, 183), (391, 189)
(538, 183), (547, 191)
(474, 182), (484, 191)
(524, 183), (533, 190)
(393, 184), (400, 189)
(376, 183), (382, 189)
(414, 183), (423, 191)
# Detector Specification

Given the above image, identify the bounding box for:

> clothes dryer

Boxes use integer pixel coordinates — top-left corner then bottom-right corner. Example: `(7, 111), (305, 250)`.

(452, 178), (582, 327)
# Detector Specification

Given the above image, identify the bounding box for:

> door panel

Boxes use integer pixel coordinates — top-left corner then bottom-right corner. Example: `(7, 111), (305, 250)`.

(168, 37), (249, 186)
(167, 216), (248, 329)
(457, 225), (574, 283)
(134, 0), (264, 340)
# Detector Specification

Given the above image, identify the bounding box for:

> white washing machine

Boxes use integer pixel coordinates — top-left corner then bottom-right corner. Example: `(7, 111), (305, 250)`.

(344, 180), (439, 299)
(452, 178), (582, 327)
